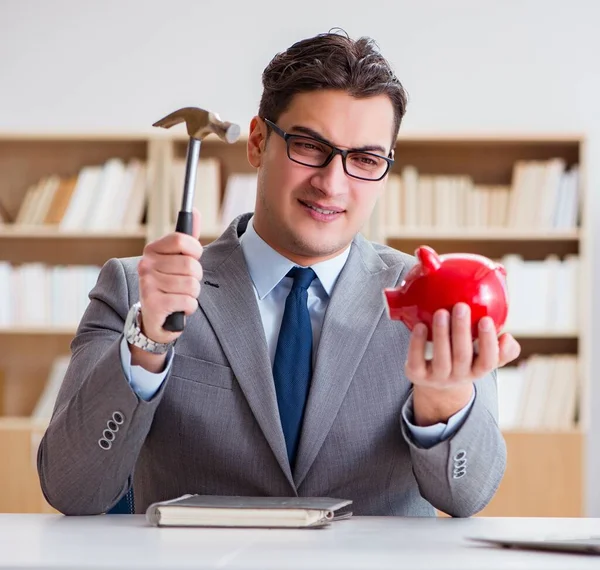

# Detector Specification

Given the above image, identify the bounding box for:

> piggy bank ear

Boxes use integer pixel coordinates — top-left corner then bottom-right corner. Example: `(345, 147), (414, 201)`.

(416, 246), (441, 274)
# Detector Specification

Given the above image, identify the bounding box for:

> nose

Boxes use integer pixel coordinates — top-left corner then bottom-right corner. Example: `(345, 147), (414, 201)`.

(309, 154), (350, 196)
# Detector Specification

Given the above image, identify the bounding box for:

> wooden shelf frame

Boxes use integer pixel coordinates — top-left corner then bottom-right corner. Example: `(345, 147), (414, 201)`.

(0, 131), (589, 518)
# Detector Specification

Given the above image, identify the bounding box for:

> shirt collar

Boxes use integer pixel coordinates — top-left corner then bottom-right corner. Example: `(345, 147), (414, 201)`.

(239, 216), (351, 300)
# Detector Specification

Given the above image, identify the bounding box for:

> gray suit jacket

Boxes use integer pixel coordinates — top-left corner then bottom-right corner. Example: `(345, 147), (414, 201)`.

(37, 214), (506, 517)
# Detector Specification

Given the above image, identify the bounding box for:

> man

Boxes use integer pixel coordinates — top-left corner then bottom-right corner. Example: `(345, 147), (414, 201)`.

(37, 31), (520, 517)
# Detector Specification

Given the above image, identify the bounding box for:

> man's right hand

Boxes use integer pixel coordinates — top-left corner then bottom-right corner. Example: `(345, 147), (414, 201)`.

(129, 208), (203, 372)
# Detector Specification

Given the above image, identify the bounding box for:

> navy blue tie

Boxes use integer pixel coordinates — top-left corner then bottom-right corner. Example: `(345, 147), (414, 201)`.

(273, 267), (316, 466)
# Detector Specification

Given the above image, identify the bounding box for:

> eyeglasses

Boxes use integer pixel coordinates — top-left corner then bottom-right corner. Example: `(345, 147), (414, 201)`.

(263, 118), (394, 181)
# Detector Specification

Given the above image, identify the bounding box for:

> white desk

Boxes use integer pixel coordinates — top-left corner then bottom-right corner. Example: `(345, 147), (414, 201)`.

(0, 514), (598, 569)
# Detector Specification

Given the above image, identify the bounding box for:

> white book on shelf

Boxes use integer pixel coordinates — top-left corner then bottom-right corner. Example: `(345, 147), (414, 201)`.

(219, 173), (257, 231)
(542, 355), (576, 430)
(417, 175), (433, 228)
(558, 356), (579, 429)
(465, 185), (486, 229)
(121, 161), (148, 229)
(384, 173), (402, 230)
(519, 355), (550, 430)
(401, 166), (418, 230)
(508, 259), (552, 334)
(87, 158), (126, 231)
(537, 158), (566, 229)
(550, 254), (579, 334)
(59, 166), (102, 231)
(487, 185), (510, 228)
(106, 159), (138, 230)
(195, 158), (221, 236)
(432, 176), (447, 230)
(171, 158), (221, 235)
(554, 166), (580, 229)
(496, 362), (527, 430)
(506, 161), (526, 229)
(0, 261), (12, 326)
(31, 355), (71, 420)
(30, 176), (60, 225)
(14, 180), (43, 225)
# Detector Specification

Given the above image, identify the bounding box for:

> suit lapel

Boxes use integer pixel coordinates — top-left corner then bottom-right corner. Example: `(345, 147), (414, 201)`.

(293, 235), (406, 487)
(196, 217), (294, 489)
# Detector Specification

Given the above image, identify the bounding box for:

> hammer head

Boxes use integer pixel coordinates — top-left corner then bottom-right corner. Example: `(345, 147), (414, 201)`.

(153, 106), (240, 143)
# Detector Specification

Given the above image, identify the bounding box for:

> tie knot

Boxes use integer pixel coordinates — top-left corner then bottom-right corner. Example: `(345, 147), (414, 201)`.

(287, 267), (316, 291)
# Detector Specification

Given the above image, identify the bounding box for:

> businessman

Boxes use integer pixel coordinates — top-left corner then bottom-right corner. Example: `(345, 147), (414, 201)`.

(37, 30), (521, 517)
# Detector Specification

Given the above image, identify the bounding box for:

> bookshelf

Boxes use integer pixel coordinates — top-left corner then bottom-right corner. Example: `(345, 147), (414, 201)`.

(0, 131), (588, 517)
(375, 133), (588, 517)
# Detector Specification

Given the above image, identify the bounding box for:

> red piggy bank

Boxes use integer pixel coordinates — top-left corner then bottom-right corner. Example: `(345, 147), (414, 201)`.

(383, 245), (509, 341)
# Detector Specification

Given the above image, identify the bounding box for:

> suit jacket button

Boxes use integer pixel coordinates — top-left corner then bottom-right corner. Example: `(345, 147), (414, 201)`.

(454, 449), (467, 461)
(113, 411), (125, 425)
(98, 438), (112, 451)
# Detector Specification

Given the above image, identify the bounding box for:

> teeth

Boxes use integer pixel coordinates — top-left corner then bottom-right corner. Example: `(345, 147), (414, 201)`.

(307, 203), (337, 215)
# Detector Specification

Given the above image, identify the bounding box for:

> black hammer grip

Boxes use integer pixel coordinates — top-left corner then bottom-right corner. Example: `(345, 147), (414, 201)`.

(162, 210), (194, 332)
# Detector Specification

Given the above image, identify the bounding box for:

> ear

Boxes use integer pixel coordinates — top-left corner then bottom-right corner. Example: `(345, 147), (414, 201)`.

(247, 116), (267, 168)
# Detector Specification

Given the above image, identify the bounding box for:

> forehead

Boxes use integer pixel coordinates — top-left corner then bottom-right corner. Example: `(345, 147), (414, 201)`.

(277, 90), (395, 152)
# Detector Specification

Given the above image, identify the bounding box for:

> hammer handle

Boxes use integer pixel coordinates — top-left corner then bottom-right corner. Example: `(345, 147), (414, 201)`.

(162, 211), (194, 332)
(161, 136), (201, 333)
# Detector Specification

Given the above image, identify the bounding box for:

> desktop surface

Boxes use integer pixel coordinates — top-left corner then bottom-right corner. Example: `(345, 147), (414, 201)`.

(0, 514), (599, 569)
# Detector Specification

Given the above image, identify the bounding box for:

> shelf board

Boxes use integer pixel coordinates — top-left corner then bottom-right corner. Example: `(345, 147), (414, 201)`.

(385, 228), (579, 241)
(510, 331), (578, 339)
(0, 416), (49, 430)
(0, 327), (76, 336)
(0, 225), (146, 239)
(0, 227), (147, 265)
(386, 231), (579, 260)
(501, 428), (583, 436)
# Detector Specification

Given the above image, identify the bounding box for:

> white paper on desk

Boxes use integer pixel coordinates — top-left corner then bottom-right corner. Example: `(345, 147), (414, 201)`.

(467, 534), (600, 555)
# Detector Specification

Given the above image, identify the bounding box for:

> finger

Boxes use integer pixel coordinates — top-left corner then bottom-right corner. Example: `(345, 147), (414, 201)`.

(405, 323), (429, 382)
(451, 303), (474, 380)
(431, 309), (452, 380)
(146, 232), (203, 258)
(498, 333), (521, 366)
(143, 290), (199, 318)
(192, 207), (202, 240)
(144, 272), (201, 299)
(153, 254), (203, 281)
(471, 317), (500, 378)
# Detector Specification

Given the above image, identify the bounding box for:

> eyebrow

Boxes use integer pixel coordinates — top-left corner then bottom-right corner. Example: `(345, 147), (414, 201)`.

(289, 125), (388, 155)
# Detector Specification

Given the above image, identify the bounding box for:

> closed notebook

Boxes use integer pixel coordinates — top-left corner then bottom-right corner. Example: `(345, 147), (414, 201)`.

(145, 494), (353, 528)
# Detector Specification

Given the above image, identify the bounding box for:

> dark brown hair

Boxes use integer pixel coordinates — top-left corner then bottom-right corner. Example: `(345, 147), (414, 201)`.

(258, 29), (408, 147)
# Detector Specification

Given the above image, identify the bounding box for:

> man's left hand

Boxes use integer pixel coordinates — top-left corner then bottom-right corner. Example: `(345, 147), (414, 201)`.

(405, 302), (521, 426)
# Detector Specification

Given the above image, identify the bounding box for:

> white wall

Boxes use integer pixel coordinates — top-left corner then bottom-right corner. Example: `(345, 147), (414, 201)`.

(2, 0), (599, 514)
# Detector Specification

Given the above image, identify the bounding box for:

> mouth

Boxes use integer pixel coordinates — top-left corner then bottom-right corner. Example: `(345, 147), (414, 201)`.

(298, 199), (346, 219)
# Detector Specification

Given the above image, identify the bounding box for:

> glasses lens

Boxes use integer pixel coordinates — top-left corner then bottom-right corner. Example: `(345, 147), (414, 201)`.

(345, 152), (388, 180)
(287, 136), (332, 167)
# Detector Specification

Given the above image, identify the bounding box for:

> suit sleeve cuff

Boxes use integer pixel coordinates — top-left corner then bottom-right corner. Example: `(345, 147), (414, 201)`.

(401, 387), (476, 449)
(119, 335), (173, 401)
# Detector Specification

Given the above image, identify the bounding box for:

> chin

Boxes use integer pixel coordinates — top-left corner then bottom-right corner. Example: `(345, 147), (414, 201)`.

(289, 231), (348, 259)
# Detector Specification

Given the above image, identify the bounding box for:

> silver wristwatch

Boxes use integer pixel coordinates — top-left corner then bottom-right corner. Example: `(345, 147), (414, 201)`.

(124, 302), (174, 355)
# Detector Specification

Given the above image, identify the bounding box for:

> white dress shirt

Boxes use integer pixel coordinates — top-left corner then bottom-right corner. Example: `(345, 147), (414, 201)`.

(119, 216), (474, 448)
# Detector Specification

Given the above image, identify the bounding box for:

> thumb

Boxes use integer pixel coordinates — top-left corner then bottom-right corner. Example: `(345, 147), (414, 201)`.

(192, 207), (202, 240)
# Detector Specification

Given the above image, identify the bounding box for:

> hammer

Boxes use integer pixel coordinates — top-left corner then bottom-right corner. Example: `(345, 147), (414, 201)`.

(153, 106), (241, 332)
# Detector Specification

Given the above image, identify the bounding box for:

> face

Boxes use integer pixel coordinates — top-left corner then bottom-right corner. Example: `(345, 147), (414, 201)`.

(247, 89), (395, 266)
